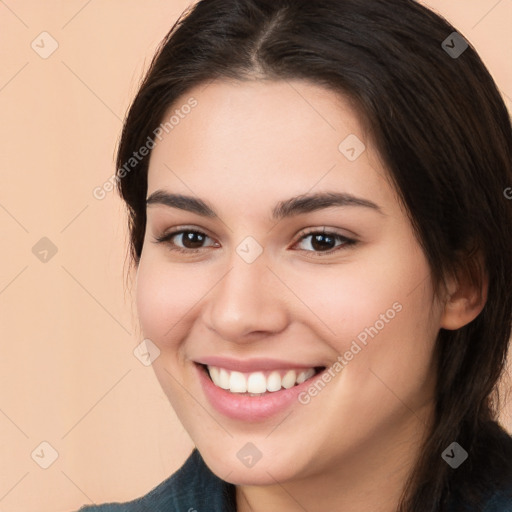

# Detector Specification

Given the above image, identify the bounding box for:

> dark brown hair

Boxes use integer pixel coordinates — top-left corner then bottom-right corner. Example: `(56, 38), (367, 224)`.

(114, 0), (512, 509)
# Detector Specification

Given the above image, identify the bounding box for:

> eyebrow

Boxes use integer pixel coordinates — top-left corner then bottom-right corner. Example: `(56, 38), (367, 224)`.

(146, 190), (384, 220)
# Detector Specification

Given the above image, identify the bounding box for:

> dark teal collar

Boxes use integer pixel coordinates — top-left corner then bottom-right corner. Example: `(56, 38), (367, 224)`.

(78, 446), (511, 511)
(137, 448), (237, 511)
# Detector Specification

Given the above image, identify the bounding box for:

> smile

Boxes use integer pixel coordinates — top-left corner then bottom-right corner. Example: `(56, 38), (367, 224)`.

(205, 365), (324, 396)
(194, 358), (330, 421)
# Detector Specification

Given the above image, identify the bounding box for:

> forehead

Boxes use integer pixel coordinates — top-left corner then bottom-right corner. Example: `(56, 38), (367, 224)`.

(146, 79), (392, 211)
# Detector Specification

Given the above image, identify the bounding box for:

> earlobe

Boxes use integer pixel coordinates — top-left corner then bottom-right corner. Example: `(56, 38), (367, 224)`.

(440, 255), (488, 330)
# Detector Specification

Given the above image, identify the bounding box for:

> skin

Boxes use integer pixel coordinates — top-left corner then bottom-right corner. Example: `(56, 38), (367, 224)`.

(135, 79), (487, 512)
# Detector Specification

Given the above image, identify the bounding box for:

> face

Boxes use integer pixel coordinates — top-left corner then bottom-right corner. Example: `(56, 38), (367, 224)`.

(136, 79), (443, 486)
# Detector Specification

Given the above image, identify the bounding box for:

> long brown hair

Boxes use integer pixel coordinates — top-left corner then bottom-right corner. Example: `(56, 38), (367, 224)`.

(114, 1), (512, 509)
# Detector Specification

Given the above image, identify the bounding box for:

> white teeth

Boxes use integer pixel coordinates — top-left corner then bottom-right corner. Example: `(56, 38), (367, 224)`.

(206, 365), (319, 394)
(266, 371), (282, 392)
(281, 370), (296, 389)
(296, 368), (315, 384)
(229, 371), (247, 393)
(209, 366), (220, 383)
(218, 368), (230, 390)
(247, 372), (267, 394)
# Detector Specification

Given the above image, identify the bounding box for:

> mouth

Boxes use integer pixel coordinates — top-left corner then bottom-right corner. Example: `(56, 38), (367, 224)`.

(198, 363), (326, 397)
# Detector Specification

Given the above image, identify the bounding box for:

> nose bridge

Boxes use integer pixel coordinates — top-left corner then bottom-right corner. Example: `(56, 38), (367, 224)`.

(204, 247), (288, 341)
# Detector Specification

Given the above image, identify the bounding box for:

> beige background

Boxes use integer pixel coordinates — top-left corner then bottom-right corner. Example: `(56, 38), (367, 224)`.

(0, 1), (510, 511)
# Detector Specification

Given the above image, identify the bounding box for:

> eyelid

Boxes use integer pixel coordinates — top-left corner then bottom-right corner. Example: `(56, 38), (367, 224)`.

(152, 225), (218, 249)
(154, 224), (214, 240)
(290, 227), (357, 255)
(293, 226), (354, 241)
(153, 225), (358, 257)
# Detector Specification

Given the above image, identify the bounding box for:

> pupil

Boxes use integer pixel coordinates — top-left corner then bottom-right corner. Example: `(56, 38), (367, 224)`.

(312, 234), (334, 251)
(180, 232), (337, 251)
(183, 231), (205, 249)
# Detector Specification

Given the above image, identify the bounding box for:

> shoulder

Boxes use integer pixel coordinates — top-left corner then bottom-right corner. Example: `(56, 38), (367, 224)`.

(482, 487), (512, 512)
(75, 449), (236, 512)
(453, 428), (512, 512)
(482, 429), (512, 512)
(447, 485), (512, 512)
(471, 426), (512, 512)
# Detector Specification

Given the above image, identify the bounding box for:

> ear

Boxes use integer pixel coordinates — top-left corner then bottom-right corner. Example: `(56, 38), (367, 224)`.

(440, 251), (488, 330)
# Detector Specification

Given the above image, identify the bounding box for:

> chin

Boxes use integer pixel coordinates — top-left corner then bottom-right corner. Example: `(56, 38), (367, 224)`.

(198, 441), (304, 486)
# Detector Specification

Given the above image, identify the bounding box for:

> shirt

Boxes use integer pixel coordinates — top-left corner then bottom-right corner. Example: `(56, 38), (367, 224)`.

(77, 449), (236, 512)
(76, 448), (512, 512)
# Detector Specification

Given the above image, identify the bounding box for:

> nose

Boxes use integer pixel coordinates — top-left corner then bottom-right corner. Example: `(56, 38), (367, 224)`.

(202, 254), (289, 343)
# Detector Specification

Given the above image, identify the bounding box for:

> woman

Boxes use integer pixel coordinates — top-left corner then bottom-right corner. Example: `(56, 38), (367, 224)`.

(78, 0), (512, 510)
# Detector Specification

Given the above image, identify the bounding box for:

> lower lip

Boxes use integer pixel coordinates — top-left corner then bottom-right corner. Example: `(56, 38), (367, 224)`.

(196, 363), (321, 422)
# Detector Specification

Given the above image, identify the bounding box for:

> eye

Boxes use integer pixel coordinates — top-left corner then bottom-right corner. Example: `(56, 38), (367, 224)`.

(152, 226), (357, 257)
(293, 228), (357, 256)
(153, 228), (218, 254)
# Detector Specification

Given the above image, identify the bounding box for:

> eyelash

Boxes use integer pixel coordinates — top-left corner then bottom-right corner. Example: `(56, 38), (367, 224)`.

(152, 226), (357, 258)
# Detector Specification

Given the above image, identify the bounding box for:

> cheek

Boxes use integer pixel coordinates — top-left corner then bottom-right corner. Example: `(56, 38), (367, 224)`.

(134, 257), (208, 414)
(285, 243), (439, 400)
(135, 257), (208, 350)
(285, 244), (432, 345)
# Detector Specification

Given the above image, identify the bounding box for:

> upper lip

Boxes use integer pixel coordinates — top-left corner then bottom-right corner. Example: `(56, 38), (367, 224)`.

(194, 356), (324, 373)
